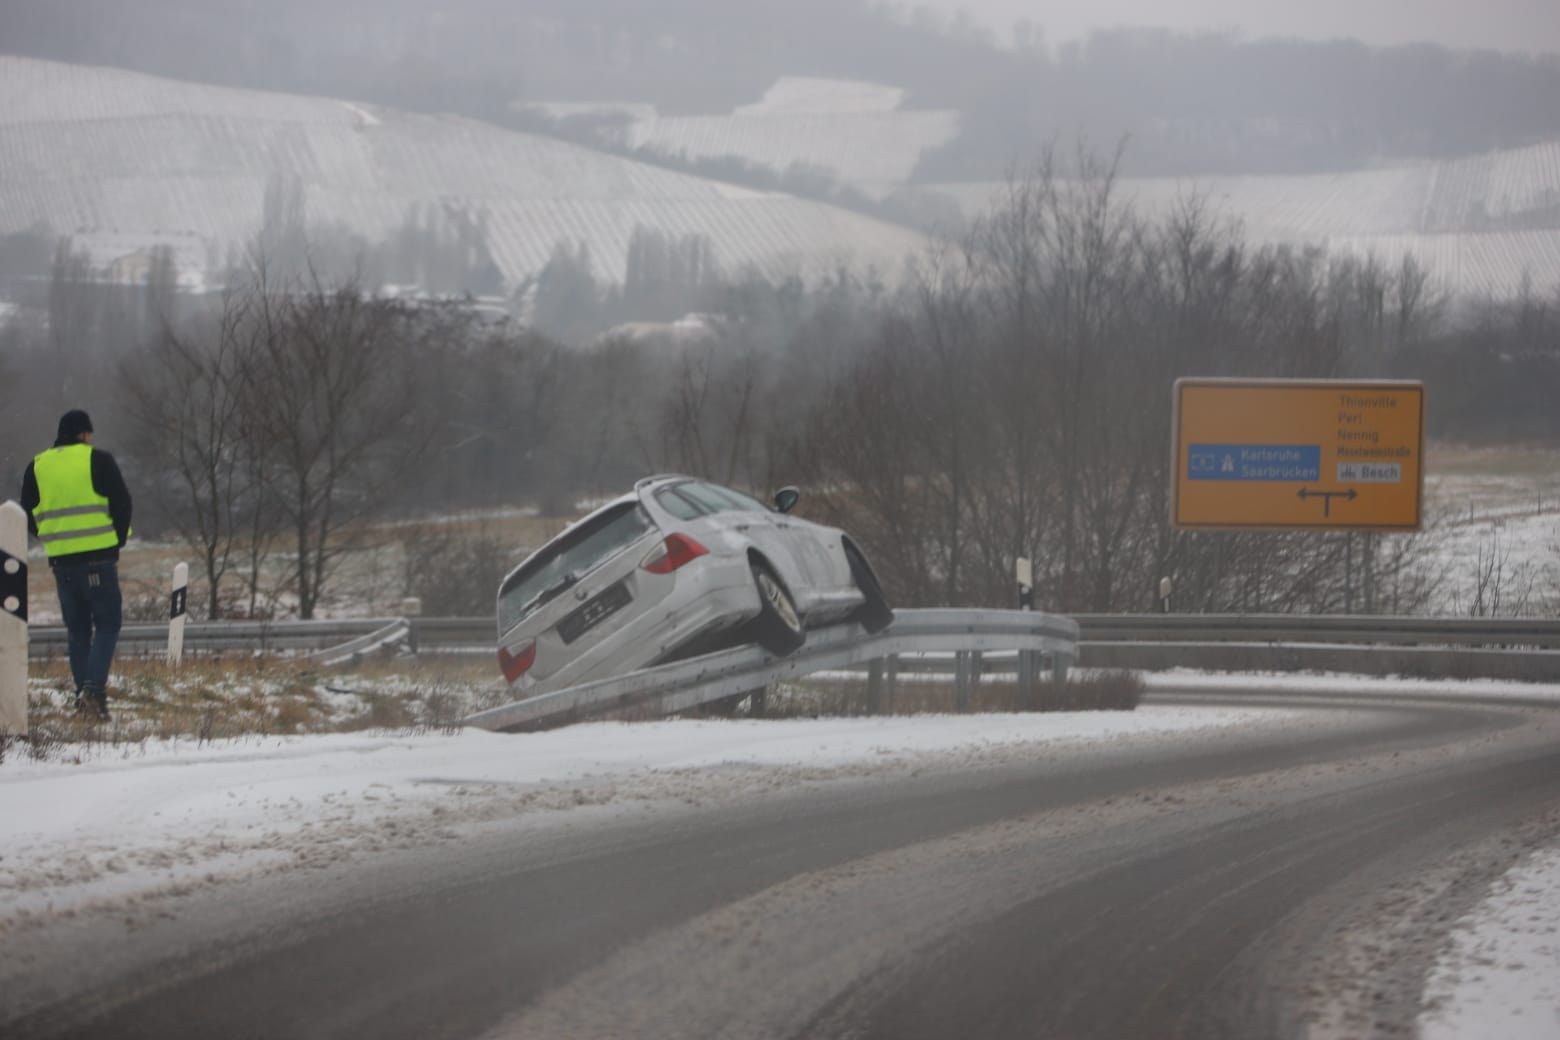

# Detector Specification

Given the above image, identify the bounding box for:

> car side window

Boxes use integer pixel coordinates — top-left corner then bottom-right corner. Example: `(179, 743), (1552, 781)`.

(683, 481), (769, 514)
(676, 482), (739, 514)
(654, 487), (705, 521)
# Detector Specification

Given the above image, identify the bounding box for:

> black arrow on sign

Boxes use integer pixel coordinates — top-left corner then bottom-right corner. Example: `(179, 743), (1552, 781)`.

(1297, 486), (1358, 518)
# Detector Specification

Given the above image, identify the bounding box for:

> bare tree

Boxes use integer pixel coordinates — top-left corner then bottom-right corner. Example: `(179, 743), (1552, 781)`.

(122, 288), (274, 619)
(656, 341), (766, 488)
(1458, 527), (1537, 618)
(235, 270), (441, 618)
(47, 237), (98, 407)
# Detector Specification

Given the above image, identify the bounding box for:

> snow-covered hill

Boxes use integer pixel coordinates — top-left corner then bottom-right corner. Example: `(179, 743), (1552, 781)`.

(617, 77), (961, 200)
(0, 58), (929, 288)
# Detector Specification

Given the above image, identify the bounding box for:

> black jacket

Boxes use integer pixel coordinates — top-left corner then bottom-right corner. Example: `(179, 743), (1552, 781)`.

(19, 444), (134, 564)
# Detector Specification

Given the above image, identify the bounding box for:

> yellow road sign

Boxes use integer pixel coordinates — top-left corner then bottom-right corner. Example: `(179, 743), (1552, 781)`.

(1172, 379), (1424, 530)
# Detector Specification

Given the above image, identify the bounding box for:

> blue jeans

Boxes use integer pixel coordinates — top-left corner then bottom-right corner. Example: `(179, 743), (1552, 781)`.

(52, 559), (122, 693)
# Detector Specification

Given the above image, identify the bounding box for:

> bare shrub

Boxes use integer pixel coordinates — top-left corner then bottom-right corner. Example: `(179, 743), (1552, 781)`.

(339, 692), (415, 732)
(1454, 527), (1538, 617)
(1034, 671), (1145, 712)
(414, 687), (467, 735)
(403, 519), (510, 616)
(271, 695), (321, 733)
(120, 576), (170, 622)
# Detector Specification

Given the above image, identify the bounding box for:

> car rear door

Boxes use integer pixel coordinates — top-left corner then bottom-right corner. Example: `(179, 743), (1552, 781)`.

(674, 481), (818, 607)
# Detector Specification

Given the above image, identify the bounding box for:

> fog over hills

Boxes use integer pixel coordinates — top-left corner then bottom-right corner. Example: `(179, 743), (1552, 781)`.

(6, 0), (1560, 176)
(926, 0), (1560, 55)
(2, 1), (1559, 300)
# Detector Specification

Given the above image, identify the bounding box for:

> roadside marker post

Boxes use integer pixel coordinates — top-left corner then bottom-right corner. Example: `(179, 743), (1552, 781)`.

(168, 562), (188, 666)
(1, 501), (30, 736)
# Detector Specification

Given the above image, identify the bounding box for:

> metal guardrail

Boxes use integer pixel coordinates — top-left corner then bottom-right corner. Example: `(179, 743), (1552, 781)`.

(26, 609), (1560, 694)
(27, 612), (1560, 659)
(25, 618), (415, 659)
(1083, 640), (1560, 680)
(1073, 614), (1560, 648)
(463, 608), (1080, 733)
(310, 619), (413, 666)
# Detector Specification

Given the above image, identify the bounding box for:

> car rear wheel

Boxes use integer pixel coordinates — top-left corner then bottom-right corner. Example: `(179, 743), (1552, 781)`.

(845, 542), (894, 633)
(749, 562), (805, 656)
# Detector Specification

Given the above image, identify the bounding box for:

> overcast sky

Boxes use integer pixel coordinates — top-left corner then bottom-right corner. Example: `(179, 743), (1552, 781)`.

(923, 0), (1560, 54)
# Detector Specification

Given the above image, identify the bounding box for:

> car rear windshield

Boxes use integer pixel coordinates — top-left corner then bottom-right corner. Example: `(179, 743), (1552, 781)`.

(498, 503), (656, 633)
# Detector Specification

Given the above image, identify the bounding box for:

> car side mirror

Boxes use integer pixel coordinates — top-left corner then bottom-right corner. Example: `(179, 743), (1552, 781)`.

(772, 486), (800, 514)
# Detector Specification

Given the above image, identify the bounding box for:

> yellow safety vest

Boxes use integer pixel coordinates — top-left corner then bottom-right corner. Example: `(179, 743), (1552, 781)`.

(32, 444), (119, 558)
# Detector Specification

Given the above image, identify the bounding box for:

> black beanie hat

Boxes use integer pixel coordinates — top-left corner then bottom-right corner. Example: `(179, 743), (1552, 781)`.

(55, 409), (94, 445)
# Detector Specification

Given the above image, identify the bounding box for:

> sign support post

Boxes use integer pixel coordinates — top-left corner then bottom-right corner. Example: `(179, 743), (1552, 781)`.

(1015, 557), (1038, 707)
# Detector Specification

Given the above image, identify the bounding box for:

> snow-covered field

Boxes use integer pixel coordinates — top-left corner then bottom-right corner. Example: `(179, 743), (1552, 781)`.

(1423, 446), (1560, 615)
(3, 672), (1559, 1036)
(619, 77), (961, 200)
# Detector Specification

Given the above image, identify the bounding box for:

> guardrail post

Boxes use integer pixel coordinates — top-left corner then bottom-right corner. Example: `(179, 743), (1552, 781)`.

(955, 650), (979, 712)
(401, 598), (421, 654)
(1051, 651), (1072, 686)
(1018, 649), (1037, 709)
(867, 657), (884, 715)
(885, 654), (898, 712)
(167, 562), (188, 666)
(1, 501), (28, 736)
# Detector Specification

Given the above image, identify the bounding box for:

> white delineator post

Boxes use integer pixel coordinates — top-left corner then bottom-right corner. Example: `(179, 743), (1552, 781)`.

(168, 561), (189, 666)
(0, 501), (30, 736)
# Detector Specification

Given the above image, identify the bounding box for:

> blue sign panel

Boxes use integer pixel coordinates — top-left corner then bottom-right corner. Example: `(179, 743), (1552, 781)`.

(1188, 444), (1320, 482)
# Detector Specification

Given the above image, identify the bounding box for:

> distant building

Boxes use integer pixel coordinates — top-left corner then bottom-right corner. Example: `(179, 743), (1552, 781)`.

(596, 312), (720, 348)
(75, 234), (210, 292)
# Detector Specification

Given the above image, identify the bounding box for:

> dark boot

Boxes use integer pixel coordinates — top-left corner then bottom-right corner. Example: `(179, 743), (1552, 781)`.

(81, 683), (110, 722)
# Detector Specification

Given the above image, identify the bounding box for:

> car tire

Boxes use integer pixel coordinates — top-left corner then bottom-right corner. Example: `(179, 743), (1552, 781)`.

(749, 561), (805, 656)
(844, 542), (894, 633)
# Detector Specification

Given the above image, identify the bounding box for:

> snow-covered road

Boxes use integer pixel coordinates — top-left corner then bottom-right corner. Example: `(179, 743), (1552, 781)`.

(3, 673), (1558, 1037)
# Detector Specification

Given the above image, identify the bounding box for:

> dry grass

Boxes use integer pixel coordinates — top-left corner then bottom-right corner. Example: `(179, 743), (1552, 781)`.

(2, 656), (1146, 764)
(14, 653), (504, 759)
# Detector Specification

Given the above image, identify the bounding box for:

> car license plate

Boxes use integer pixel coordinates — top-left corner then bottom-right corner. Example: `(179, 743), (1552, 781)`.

(557, 582), (632, 644)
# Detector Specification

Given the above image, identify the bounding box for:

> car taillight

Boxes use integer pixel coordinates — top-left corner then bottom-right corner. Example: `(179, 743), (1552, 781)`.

(640, 533), (709, 574)
(498, 640), (537, 683)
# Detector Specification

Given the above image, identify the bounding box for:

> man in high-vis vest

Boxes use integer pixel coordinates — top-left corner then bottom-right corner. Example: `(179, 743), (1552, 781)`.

(20, 409), (133, 720)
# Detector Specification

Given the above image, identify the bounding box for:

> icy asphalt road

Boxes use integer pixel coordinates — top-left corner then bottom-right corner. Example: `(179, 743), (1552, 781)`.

(3, 678), (1560, 1039)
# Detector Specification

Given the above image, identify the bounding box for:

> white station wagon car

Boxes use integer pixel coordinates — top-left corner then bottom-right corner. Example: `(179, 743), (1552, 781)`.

(496, 476), (893, 695)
